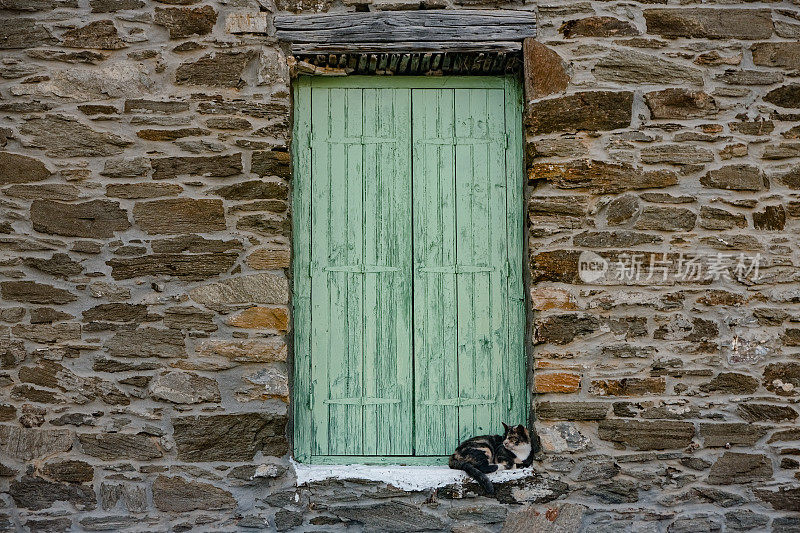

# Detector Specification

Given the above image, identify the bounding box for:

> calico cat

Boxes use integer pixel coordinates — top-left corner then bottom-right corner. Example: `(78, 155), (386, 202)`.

(448, 423), (537, 495)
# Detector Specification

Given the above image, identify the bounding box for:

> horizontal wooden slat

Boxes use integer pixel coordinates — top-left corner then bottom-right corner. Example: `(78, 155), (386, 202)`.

(291, 41), (523, 54)
(276, 9), (536, 45)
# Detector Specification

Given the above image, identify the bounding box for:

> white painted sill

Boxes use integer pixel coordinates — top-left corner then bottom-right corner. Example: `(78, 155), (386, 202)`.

(291, 459), (537, 491)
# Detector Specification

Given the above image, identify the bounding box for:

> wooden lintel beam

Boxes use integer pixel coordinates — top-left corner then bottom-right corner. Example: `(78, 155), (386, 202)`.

(275, 9), (536, 46)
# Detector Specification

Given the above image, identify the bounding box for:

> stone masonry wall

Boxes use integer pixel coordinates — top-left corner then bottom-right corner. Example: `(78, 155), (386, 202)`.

(0, 0), (799, 530)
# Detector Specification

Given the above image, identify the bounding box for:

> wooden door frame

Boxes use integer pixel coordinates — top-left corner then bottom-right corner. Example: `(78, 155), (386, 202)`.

(290, 75), (526, 465)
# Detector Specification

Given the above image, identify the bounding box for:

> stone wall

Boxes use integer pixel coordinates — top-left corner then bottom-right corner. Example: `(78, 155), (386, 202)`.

(0, 0), (799, 530)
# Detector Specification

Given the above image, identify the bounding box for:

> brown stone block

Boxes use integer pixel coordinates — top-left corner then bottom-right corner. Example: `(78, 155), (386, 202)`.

(752, 42), (800, 71)
(172, 412), (288, 461)
(0, 152), (50, 184)
(133, 198), (226, 234)
(534, 372), (581, 393)
(31, 199), (130, 238)
(597, 419), (694, 450)
(108, 252), (237, 280)
(644, 8), (774, 40)
(529, 287), (577, 311)
(526, 92), (632, 135)
(522, 38), (569, 101)
(154, 5), (217, 39)
(645, 88), (717, 119)
(764, 84), (800, 109)
(227, 306), (289, 331)
(246, 247), (291, 270)
(150, 153), (242, 179)
(561, 16), (638, 38)
(62, 20), (127, 49)
(535, 401), (608, 420)
(529, 160), (676, 194)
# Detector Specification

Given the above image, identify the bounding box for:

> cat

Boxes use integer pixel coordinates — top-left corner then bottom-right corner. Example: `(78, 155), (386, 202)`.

(448, 423), (537, 495)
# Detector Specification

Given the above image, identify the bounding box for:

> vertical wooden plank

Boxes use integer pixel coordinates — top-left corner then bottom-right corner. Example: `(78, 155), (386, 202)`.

(454, 88), (477, 443)
(413, 88), (459, 455)
(309, 84), (332, 456)
(362, 87), (379, 456)
(504, 76), (527, 427)
(485, 87), (510, 432)
(292, 78), (313, 462)
(362, 86), (413, 456)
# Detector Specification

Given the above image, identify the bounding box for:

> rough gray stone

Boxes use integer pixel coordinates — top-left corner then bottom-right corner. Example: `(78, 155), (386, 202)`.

(150, 154), (242, 179)
(707, 452), (773, 485)
(725, 510), (769, 531)
(634, 206), (696, 231)
(78, 433), (163, 460)
(699, 423), (768, 447)
(90, 0), (144, 11)
(754, 486), (800, 511)
(175, 51), (255, 87)
(274, 509), (304, 531)
(62, 20), (127, 49)
(172, 413), (287, 461)
(701, 165), (766, 191)
(501, 503), (586, 533)
(644, 8), (774, 40)
(0, 18), (57, 48)
(0, 426), (72, 461)
(31, 200), (130, 238)
(598, 419), (694, 450)
(10, 476), (95, 511)
(640, 144), (714, 165)
(330, 501), (447, 532)
(189, 273), (289, 310)
(1, 281), (76, 304)
(42, 460), (94, 483)
(104, 327), (186, 358)
(20, 114), (131, 157)
(667, 514), (722, 533)
(447, 504), (507, 523)
(594, 50), (703, 85)
(133, 198), (226, 234)
(164, 305), (217, 331)
(149, 371), (220, 404)
(152, 475), (236, 512)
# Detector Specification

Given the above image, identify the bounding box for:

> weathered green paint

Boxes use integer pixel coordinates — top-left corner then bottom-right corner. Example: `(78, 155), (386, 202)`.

(292, 76), (525, 464)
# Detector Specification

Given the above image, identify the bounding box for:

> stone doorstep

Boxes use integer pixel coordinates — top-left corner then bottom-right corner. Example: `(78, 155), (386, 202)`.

(291, 460), (536, 492)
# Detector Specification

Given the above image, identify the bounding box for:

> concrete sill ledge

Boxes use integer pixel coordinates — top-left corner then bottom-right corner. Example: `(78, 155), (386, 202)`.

(293, 461), (537, 492)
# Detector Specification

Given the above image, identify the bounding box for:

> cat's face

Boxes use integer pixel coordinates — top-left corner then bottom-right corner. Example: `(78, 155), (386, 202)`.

(501, 423), (531, 453)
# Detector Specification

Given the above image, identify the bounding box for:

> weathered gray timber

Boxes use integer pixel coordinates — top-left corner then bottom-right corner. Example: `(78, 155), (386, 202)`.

(275, 9), (536, 52)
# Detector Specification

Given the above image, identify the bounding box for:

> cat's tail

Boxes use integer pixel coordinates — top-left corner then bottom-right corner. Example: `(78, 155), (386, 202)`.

(449, 460), (495, 495)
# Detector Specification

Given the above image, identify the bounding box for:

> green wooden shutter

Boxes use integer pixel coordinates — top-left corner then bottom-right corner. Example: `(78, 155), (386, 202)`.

(412, 83), (526, 455)
(293, 77), (525, 463)
(307, 84), (413, 456)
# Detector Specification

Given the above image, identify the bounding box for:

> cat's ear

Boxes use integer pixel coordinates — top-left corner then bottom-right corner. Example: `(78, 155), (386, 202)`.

(502, 422), (509, 432)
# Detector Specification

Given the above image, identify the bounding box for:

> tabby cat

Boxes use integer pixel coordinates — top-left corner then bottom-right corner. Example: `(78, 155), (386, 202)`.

(448, 423), (537, 495)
